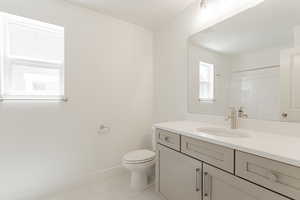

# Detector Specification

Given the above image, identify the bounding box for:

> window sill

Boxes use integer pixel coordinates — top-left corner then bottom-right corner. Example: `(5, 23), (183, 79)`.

(0, 97), (68, 102)
(198, 99), (216, 103)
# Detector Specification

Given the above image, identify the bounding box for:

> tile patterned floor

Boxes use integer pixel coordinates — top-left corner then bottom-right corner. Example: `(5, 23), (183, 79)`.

(45, 172), (163, 200)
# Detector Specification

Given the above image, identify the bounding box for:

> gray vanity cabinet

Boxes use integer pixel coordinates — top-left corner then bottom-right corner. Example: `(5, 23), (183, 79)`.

(156, 129), (291, 200)
(157, 144), (202, 200)
(202, 164), (289, 200)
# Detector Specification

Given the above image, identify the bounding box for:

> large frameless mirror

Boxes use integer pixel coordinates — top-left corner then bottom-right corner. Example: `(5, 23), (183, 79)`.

(188, 0), (300, 122)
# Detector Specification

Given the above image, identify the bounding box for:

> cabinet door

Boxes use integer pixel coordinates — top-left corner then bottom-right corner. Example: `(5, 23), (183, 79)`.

(202, 164), (289, 200)
(158, 144), (202, 200)
(280, 48), (300, 122)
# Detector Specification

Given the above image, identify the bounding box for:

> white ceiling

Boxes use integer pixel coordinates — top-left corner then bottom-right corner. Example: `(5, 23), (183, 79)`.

(65, 0), (196, 30)
(190, 0), (300, 55)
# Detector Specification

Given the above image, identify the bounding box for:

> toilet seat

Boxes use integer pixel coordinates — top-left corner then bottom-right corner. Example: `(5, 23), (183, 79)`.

(123, 149), (155, 164)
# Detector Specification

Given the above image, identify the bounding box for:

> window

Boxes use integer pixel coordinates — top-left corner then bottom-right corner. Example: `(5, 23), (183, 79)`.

(199, 61), (214, 101)
(0, 12), (65, 101)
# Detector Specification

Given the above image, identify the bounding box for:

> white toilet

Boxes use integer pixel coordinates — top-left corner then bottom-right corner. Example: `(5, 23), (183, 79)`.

(122, 149), (156, 190)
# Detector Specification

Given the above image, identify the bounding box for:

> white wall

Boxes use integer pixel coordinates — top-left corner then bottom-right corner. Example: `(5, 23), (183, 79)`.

(0, 0), (153, 199)
(188, 44), (231, 116)
(295, 26), (300, 47)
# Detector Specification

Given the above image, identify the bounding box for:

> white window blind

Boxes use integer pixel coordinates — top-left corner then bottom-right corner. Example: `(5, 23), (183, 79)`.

(0, 12), (65, 101)
(199, 61), (215, 101)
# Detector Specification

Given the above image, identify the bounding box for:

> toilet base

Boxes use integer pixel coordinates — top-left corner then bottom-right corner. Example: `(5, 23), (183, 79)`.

(123, 161), (155, 191)
(122, 150), (156, 191)
(130, 171), (149, 191)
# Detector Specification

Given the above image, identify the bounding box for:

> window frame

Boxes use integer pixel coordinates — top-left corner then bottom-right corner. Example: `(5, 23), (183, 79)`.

(198, 61), (215, 102)
(0, 12), (66, 101)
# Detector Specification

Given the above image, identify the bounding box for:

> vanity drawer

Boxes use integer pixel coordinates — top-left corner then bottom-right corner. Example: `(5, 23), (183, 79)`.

(181, 136), (234, 173)
(236, 151), (300, 199)
(156, 129), (180, 151)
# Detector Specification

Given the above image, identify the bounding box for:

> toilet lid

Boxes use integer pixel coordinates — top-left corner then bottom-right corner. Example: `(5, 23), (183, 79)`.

(123, 150), (155, 163)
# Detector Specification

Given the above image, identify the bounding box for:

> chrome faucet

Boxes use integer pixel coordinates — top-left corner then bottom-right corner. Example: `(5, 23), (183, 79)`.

(226, 107), (238, 129)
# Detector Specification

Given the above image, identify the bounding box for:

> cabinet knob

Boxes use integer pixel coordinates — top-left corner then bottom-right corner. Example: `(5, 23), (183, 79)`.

(281, 112), (288, 118)
(267, 171), (278, 182)
(164, 136), (170, 142)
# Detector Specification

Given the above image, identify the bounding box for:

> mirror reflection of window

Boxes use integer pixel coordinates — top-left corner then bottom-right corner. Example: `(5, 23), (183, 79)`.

(199, 61), (214, 101)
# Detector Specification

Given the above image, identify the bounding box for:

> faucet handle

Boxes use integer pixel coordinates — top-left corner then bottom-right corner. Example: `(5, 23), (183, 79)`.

(238, 106), (248, 118)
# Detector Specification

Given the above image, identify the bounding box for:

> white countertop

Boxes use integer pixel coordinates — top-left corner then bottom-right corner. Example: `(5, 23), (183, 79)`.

(154, 120), (300, 168)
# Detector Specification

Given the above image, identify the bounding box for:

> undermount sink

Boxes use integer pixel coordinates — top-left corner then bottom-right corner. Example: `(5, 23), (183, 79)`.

(196, 127), (249, 138)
